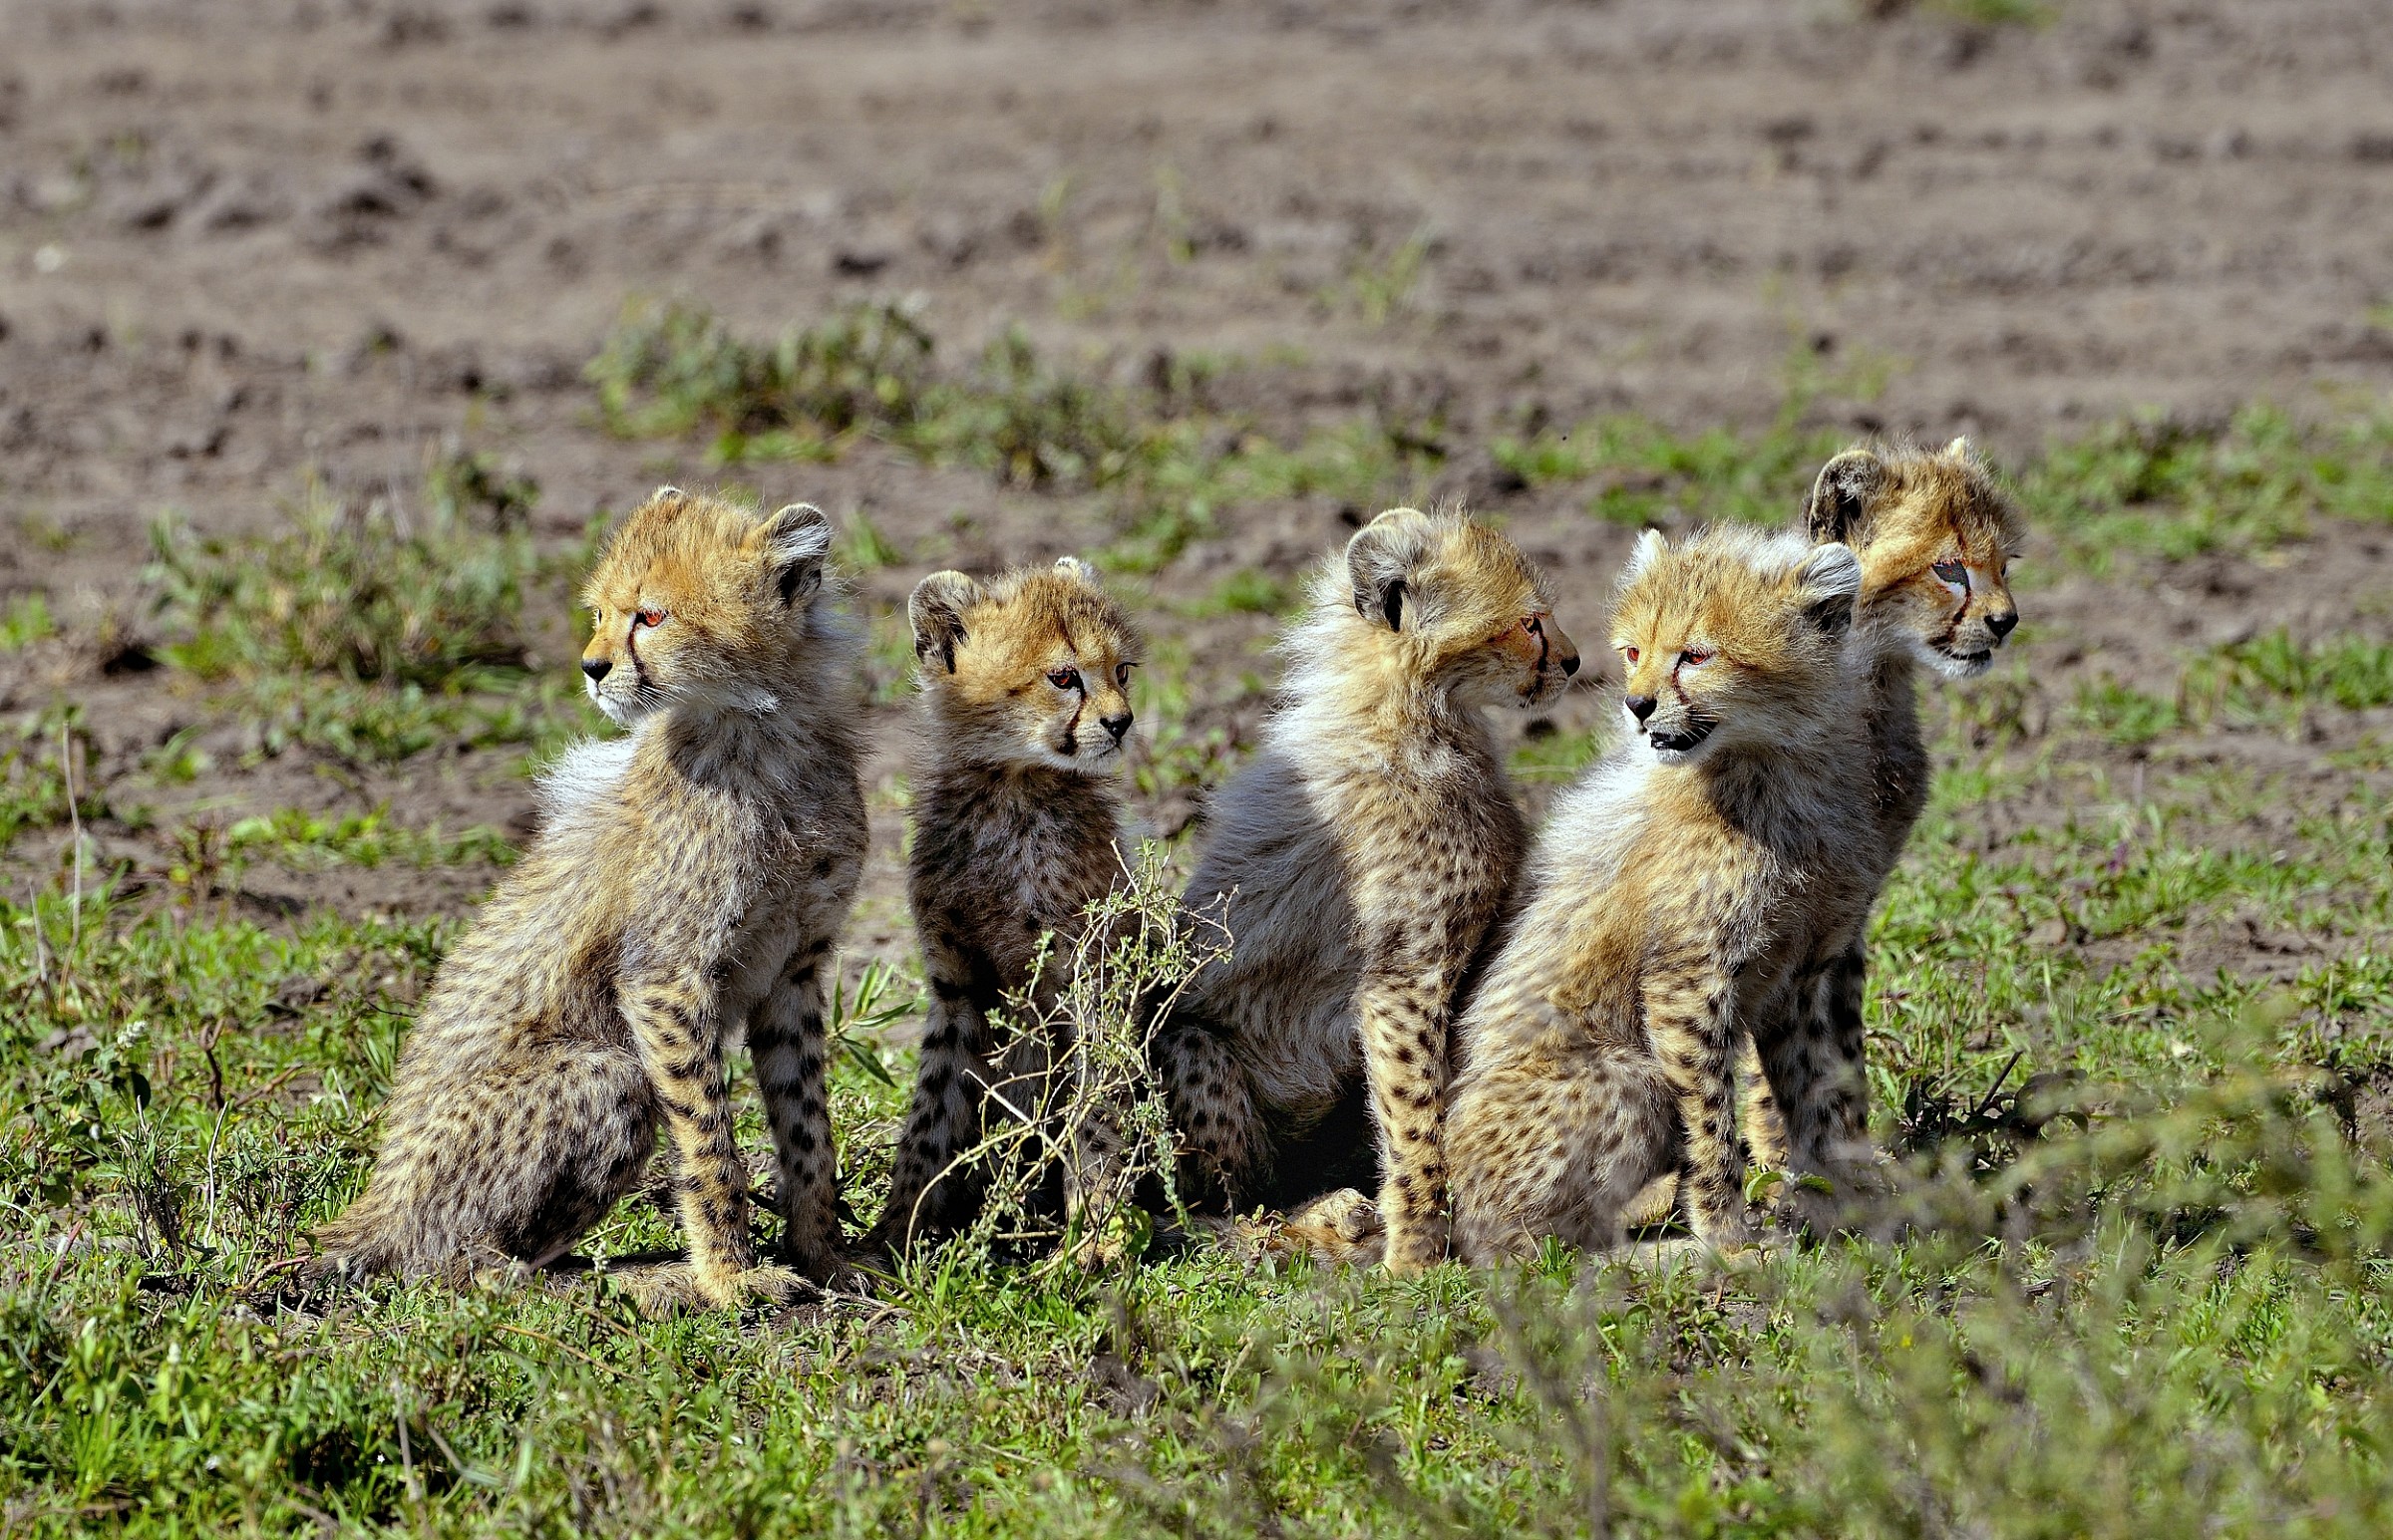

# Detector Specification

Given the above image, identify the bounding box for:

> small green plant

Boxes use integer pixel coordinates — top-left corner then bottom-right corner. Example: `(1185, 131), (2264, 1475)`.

(1194, 568), (1292, 617)
(219, 806), (515, 871)
(824, 954), (915, 1089)
(147, 480), (533, 689)
(910, 327), (1150, 491)
(1926, 0), (2055, 23)
(586, 297), (935, 462)
(1329, 228), (1433, 328)
(835, 510), (905, 572)
(907, 844), (1225, 1272)
(0, 705), (98, 850)
(2070, 676), (2181, 746)
(423, 442), (539, 531)
(1509, 722), (1605, 782)
(2186, 628), (2393, 718)
(0, 591), (55, 651)
(2024, 403), (2393, 572)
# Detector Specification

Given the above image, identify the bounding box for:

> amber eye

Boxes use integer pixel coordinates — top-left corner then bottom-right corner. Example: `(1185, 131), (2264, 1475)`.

(1680, 648), (1714, 667)
(1115, 663), (1133, 689)
(1522, 615), (1543, 637)
(1047, 667), (1082, 691)
(1931, 559), (1968, 587)
(1622, 646), (1640, 665)
(634, 608), (667, 629)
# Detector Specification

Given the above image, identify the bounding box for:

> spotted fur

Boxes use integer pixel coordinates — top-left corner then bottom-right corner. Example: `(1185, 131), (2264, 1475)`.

(863, 556), (1143, 1258)
(312, 489), (867, 1310)
(1156, 507), (1580, 1272)
(1444, 526), (1876, 1260)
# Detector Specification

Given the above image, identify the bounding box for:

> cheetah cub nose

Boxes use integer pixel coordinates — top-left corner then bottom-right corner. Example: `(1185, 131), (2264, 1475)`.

(1624, 693), (1657, 724)
(582, 658), (612, 683)
(1101, 711), (1134, 744)
(1986, 611), (2018, 639)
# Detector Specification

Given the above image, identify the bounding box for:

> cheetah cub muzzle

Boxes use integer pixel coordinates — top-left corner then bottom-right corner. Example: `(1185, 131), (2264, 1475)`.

(313, 488), (867, 1312)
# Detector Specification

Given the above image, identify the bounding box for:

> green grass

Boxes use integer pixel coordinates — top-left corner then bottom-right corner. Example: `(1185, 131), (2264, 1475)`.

(0, 706), (98, 850)
(219, 807), (516, 873)
(580, 301), (1453, 573)
(4, 707), (2391, 1532)
(139, 476), (593, 768)
(1186, 568), (1293, 618)
(2023, 404), (2393, 574)
(1, 593), (56, 652)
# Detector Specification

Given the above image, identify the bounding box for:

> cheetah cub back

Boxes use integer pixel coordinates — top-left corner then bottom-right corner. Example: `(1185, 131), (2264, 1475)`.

(313, 489), (867, 1310)
(864, 555), (1144, 1258)
(1158, 506), (1580, 1272)
(1445, 526), (1874, 1261)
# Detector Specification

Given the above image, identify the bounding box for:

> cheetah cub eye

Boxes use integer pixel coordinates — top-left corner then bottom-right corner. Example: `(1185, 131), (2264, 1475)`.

(1930, 560), (1967, 590)
(1046, 666), (1081, 691)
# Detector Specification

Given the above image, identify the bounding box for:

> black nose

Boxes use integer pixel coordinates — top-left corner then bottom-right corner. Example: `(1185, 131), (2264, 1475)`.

(1985, 611), (2018, 640)
(1560, 653), (1580, 678)
(1624, 694), (1657, 724)
(581, 657), (611, 683)
(1101, 712), (1134, 744)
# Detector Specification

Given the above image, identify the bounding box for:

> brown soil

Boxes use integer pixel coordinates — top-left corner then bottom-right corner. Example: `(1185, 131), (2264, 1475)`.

(3, 0), (2391, 981)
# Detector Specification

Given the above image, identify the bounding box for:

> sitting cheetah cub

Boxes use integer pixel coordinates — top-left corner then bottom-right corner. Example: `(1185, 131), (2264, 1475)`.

(1741, 440), (2028, 1196)
(1631, 439), (2029, 1227)
(862, 556), (1143, 1258)
(1157, 507), (1579, 1272)
(314, 489), (867, 1309)
(1445, 526), (1874, 1260)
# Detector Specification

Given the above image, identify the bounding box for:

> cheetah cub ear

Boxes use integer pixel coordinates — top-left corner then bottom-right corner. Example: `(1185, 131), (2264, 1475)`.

(1052, 554), (1098, 583)
(1621, 526), (1669, 584)
(1346, 507), (1436, 632)
(1803, 450), (1888, 546)
(909, 570), (986, 675)
(761, 502), (834, 606)
(1792, 541), (1865, 636)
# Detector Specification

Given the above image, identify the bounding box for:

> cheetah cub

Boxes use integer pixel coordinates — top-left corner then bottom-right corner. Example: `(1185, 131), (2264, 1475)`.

(862, 556), (1143, 1258)
(1736, 439), (2028, 1206)
(1158, 507), (1580, 1272)
(1445, 526), (1875, 1260)
(314, 489), (867, 1309)
(1626, 439), (2029, 1229)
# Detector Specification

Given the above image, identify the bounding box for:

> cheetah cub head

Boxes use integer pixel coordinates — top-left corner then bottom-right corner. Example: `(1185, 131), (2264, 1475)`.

(1325, 506), (1580, 709)
(578, 486), (835, 727)
(908, 555), (1143, 771)
(1610, 527), (1863, 765)
(1803, 439), (2027, 680)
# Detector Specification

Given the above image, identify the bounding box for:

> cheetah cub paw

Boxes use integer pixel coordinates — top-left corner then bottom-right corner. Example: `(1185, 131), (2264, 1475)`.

(1267, 1188), (1390, 1268)
(607, 1261), (809, 1316)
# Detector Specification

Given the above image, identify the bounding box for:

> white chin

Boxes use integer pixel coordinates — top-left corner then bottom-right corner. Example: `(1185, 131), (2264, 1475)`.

(1932, 649), (1995, 681)
(592, 693), (639, 727)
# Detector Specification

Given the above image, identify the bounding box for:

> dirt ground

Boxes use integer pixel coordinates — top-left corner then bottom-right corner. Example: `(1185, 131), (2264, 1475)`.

(3, 0), (2391, 959)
